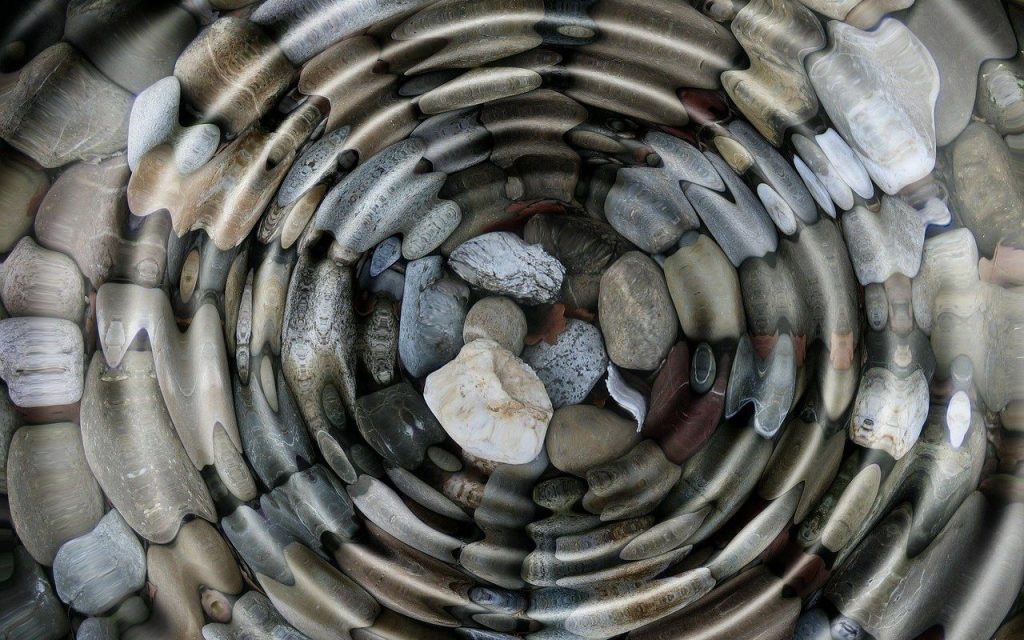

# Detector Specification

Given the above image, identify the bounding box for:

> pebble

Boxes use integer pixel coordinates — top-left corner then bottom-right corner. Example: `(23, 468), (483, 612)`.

(424, 339), (553, 465)
(522, 319), (608, 408)
(546, 405), (640, 477)
(599, 251), (677, 370)
(449, 232), (567, 305)
(464, 296), (528, 355)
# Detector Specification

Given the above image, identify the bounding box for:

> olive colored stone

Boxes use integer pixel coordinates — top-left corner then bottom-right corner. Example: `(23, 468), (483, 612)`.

(599, 251), (677, 370)
(546, 405), (640, 477)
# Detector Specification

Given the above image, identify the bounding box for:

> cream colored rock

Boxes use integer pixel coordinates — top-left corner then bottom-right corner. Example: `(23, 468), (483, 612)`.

(423, 338), (553, 465)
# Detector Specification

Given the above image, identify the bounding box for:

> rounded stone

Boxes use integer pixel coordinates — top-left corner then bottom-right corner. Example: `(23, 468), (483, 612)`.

(598, 251), (678, 370)
(546, 405), (640, 477)
(463, 296), (528, 355)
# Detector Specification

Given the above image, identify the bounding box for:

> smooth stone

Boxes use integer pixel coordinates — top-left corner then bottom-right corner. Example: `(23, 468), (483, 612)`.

(399, 256), (470, 378)
(174, 17), (295, 137)
(418, 67), (543, 114)
(977, 57), (1024, 136)
(203, 591), (311, 640)
(950, 122), (1024, 256)
(793, 153), (837, 218)
(727, 117), (818, 226)
(546, 405), (640, 477)
(599, 251), (678, 370)
(64, 0), (197, 94)
(603, 166), (700, 253)
(449, 232), (566, 305)
(815, 128), (874, 199)
(277, 127), (353, 207)
(808, 19), (939, 195)
(522, 319), (608, 408)
(911, 228), (980, 335)
(368, 236), (402, 278)
(127, 76), (220, 175)
(842, 196), (928, 285)
(7, 423), (105, 566)
(303, 138), (461, 263)
(0, 43), (132, 167)
(725, 334), (797, 439)
(0, 547), (70, 640)
(663, 233), (746, 344)
(464, 296), (528, 355)
(0, 153), (48, 253)
(903, 0), (1017, 146)
(424, 339), (553, 465)
(792, 133), (856, 211)
(53, 510), (145, 616)
(252, 0), (435, 64)
(355, 381), (446, 470)
(412, 108), (491, 175)
(523, 214), (634, 309)
(644, 131), (726, 191)
(722, 0), (825, 146)
(76, 598), (148, 640)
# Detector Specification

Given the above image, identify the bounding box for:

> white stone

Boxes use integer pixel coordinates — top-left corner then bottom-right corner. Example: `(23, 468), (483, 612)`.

(423, 339), (553, 465)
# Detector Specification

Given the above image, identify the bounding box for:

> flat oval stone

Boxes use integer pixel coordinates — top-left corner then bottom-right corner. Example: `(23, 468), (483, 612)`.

(522, 319), (608, 408)
(546, 405), (640, 477)
(599, 251), (678, 370)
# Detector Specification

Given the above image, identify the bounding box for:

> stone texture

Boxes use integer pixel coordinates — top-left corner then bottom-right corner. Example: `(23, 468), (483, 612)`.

(599, 252), (677, 370)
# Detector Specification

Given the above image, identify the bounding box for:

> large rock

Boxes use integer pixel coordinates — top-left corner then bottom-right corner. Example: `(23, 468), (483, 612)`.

(423, 339), (553, 465)
(523, 319), (608, 408)
(448, 232), (566, 305)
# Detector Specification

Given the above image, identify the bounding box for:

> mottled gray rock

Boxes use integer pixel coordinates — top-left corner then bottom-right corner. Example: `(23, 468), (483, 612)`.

(599, 252), (677, 370)
(449, 232), (566, 305)
(368, 236), (402, 278)
(464, 296), (528, 355)
(546, 405), (640, 477)
(399, 256), (470, 378)
(53, 510), (145, 616)
(604, 167), (700, 253)
(277, 126), (352, 206)
(523, 320), (608, 408)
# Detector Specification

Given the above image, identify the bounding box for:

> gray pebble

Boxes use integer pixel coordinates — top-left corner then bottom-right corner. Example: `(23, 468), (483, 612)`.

(523, 319), (608, 408)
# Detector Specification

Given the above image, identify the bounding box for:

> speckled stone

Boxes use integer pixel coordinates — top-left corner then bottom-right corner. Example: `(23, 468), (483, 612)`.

(523, 319), (608, 408)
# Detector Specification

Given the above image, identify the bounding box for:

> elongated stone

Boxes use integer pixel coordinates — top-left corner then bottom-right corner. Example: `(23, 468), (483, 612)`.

(726, 334), (797, 439)
(80, 352), (216, 544)
(7, 422), (105, 566)
(0, 152), (48, 253)
(599, 252), (677, 370)
(449, 232), (566, 305)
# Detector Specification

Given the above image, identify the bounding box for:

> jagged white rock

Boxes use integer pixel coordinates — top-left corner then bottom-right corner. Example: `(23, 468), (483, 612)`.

(423, 339), (553, 465)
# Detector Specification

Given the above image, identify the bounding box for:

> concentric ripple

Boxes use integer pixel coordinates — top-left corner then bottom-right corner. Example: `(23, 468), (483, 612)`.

(0, 1), (1022, 639)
